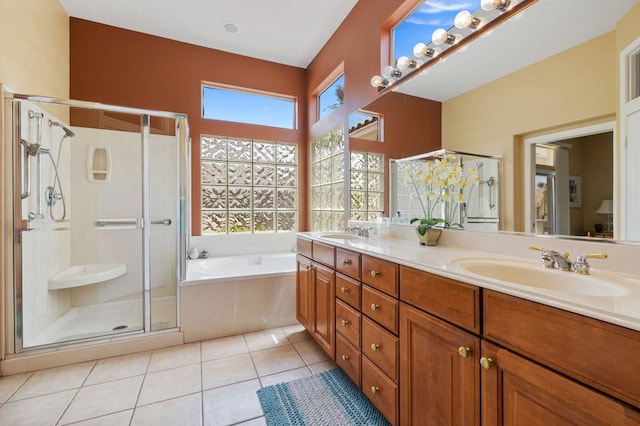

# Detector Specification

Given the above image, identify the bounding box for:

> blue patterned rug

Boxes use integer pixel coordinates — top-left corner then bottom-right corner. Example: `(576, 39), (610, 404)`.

(257, 368), (390, 425)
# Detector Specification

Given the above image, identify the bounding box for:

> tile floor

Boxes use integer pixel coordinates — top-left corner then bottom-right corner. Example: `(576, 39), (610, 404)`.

(0, 323), (335, 425)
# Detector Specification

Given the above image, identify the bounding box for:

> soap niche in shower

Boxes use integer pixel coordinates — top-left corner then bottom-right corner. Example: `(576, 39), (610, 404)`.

(87, 145), (111, 183)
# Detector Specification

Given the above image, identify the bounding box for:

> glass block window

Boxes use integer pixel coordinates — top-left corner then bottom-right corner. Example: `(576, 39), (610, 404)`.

(201, 135), (298, 234)
(310, 126), (345, 231)
(202, 85), (296, 129)
(318, 75), (344, 121)
(350, 151), (384, 222)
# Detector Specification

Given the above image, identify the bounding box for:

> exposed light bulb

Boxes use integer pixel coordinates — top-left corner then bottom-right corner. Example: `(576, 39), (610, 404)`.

(454, 10), (481, 29)
(381, 65), (401, 79)
(413, 42), (439, 58)
(396, 56), (417, 71)
(481, 0), (511, 11)
(432, 28), (456, 46)
(370, 75), (387, 88)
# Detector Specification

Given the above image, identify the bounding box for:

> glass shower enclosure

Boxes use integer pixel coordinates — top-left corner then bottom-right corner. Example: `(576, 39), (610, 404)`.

(2, 92), (190, 353)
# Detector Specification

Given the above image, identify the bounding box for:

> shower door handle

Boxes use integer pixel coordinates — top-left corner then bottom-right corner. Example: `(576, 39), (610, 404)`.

(151, 218), (172, 226)
(95, 218), (143, 228)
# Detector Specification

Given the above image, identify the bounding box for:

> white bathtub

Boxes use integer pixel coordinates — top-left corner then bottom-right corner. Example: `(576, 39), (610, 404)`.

(184, 252), (296, 283)
(180, 252), (297, 342)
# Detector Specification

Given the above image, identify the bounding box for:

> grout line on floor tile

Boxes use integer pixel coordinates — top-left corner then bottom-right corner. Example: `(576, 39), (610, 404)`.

(1, 371), (34, 404)
(133, 390), (202, 409)
(59, 408), (133, 426)
(54, 386), (82, 426)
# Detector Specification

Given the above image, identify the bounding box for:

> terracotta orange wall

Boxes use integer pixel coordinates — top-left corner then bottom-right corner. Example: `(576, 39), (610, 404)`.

(306, 0), (442, 221)
(70, 18), (307, 234)
(70, 0), (442, 233)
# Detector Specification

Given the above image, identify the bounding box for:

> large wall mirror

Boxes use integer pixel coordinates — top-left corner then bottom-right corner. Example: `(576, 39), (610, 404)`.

(365, 0), (640, 243)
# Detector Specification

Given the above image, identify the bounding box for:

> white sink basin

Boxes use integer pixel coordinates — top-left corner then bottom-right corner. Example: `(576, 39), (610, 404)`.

(452, 258), (634, 297)
(318, 233), (364, 241)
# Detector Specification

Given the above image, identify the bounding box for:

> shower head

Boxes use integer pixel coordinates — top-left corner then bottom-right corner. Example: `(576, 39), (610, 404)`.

(21, 138), (41, 156)
(48, 120), (75, 138)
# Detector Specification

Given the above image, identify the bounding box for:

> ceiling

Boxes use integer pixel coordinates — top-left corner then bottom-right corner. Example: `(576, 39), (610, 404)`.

(394, 0), (638, 101)
(59, 0), (358, 68)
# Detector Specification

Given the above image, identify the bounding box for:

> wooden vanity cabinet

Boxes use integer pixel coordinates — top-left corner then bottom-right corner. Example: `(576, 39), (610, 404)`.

(399, 267), (481, 425)
(298, 238), (640, 425)
(400, 303), (480, 425)
(484, 290), (640, 412)
(295, 238), (335, 360)
(481, 340), (640, 425)
(295, 254), (313, 330)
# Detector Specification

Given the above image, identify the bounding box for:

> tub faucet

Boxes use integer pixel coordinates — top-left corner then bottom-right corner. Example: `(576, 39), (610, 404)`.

(198, 250), (209, 259)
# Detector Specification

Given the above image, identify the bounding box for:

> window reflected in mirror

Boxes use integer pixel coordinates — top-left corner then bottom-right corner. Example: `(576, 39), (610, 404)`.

(348, 110), (381, 141)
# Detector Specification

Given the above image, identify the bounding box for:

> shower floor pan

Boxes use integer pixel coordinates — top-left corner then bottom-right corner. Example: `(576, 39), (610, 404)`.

(24, 296), (176, 348)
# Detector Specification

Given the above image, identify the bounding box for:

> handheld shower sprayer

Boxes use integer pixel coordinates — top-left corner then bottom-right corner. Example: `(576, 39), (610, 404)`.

(20, 138), (41, 156)
(48, 119), (75, 138)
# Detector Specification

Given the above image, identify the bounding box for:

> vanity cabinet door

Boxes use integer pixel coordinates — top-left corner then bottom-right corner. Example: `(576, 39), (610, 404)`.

(400, 302), (480, 426)
(295, 254), (313, 330)
(311, 261), (335, 360)
(481, 341), (640, 425)
(484, 290), (640, 408)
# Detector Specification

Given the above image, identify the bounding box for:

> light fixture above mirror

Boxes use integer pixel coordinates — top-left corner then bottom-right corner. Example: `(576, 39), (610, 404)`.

(370, 0), (537, 89)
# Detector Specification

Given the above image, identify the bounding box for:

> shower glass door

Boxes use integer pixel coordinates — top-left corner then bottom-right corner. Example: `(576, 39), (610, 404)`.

(6, 94), (188, 352)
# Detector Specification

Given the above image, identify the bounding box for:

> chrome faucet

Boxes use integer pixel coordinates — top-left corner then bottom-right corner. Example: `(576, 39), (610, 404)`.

(343, 226), (373, 238)
(530, 246), (608, 274)
(530, 246), (572, 271)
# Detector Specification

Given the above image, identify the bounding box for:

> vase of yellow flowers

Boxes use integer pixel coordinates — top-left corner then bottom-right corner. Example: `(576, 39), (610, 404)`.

(404, 153), (479, 246)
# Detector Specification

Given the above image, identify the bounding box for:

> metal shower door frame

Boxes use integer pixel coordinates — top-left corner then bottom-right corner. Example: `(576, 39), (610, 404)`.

(4, 93), (189, 354)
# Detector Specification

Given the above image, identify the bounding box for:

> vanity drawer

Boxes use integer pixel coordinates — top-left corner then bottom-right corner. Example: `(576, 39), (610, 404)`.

(362, 316), (398, 382)
(362, 255), (398, 297)
(400, 265), (481, 334)
(484, 290), (640, 409)
(362, 356), (398, 425)
(362, 285), (399, 335)
(336, 299), (361, 349)
(312, 241), (335, 268)
(336, 273), (361, 310)
(336, 333), (361, 388)
(296, 237), (312, 258)
(336, 248), (361, 280)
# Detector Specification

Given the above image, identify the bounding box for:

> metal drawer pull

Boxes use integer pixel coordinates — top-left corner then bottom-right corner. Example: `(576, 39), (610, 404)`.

(341, 320), (350, 326)
(371, 386), (379, 394)
(370, 304), (379, 311)
(341, 287), (349, 294)
(371, 343), (380, 351)
(341, 259), (352, 266)
(480, 357), (495, 370)
(458, 347), (471, 358)
(341, 355), (350, 361)
(370, 270), (380, 278)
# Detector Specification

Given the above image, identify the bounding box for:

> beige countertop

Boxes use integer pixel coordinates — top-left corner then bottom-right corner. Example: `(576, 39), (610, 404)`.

(299, 230), (640, 332)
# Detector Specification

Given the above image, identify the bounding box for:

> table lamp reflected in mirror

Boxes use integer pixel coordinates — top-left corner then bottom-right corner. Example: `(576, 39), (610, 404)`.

(595, 199), (613, 234)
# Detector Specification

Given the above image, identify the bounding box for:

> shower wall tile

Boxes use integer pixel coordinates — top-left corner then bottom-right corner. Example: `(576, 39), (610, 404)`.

(21, 230), (71, 347)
